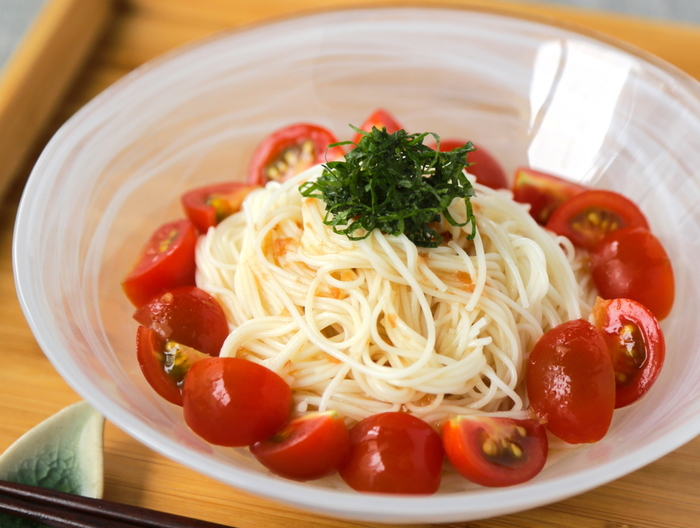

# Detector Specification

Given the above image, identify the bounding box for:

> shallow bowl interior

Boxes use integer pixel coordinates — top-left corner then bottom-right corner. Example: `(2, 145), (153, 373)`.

(13, 6), (700, 523)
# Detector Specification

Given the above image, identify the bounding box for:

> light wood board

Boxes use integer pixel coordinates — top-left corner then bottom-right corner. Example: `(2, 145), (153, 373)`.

(1, 1), (699, 527)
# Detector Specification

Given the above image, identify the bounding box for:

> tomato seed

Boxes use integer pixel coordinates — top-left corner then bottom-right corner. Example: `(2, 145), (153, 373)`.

(482, 438), (498, 457)
(510, 443), (523, 458)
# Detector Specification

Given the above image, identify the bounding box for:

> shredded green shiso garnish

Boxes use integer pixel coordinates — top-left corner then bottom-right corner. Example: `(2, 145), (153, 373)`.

(299, 126), (477, 248)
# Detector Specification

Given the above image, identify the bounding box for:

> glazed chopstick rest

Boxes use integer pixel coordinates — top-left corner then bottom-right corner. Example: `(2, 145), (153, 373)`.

(0, 401), (105, 500)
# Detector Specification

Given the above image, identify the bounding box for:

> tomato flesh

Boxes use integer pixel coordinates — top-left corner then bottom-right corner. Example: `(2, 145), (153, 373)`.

(338, 412), (444, 495)
(133, 286), (229, 357)
(247, 123), (344, 185)
(183, 357), (292, 447)
(511, 167), (587, 224)
(527, 319), (615, 444)
(427, 139), (508, 190)
(181, 182), (258, 233)
(590, 226), (674, 321)
(352, 108), (403, 144)
(250, 410), (350, 481)
(122, 219), (197, 307)
(545, 189), (649, 250)
(136, 326), (209, 406)
(592, 297), (666, 408)
(442, 416), (548, 487)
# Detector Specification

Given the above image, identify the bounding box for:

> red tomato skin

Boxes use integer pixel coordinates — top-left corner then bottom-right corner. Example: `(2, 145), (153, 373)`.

(136, 326), (183, 405)
(442, 416), (548, 487)
(247, 123), (344, 185)
(592, 298), (666, 408)
(352, 108), (403, 144)
(590, 227), (674, 321)
(435, 140), (509, 190)
(527, 319), (615, 444)
(545, 189), (649, 250)
(182, 357), (292, 447)
(122, 219), (197, 307)
(250, 411), (350, 481)
(135, 325), (209, 406)
(425, 139), (507, 190)
(466, 144), (509, 190)
(181, 182), (258, 233)
(338, 412), (444, 495)
(133, 286), (229, 357)
(511, 167), (587, 224)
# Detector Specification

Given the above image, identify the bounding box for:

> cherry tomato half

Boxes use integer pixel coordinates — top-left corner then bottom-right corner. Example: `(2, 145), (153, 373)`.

(122, 219), (197, 308)
(592, 298), (666, 408)
(338, 412), (444, 495)
(351, 108), (403, 144)
(136, 325), (209, 406)
(590, 227), (674, 321)
(442, 415), (548, 487)
(133, 286), (229, 357)
(181, 182), (259, 234)
(545, 189), (649, 250)
(427, 140), (508, 190)
(247, 123), (345, 185)
(250, 411), (350, 481)
(527, 319), (615, 444)
(183, 357), (292, 447)
(511, 167), (587, 224)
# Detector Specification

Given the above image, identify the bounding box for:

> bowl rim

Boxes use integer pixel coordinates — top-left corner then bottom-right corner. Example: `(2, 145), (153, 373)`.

(12, 3), (700, 523)
(90, 1), (700, 105)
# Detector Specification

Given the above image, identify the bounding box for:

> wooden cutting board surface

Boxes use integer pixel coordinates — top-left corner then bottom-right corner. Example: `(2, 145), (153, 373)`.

(1, 1), (699, 527)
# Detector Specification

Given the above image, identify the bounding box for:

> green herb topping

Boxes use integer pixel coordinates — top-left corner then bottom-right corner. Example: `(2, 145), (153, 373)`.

(299, 126), (477, 248)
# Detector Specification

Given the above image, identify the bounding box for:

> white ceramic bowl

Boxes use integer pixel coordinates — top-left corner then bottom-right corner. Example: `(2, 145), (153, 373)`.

(13, 6), (700, 523)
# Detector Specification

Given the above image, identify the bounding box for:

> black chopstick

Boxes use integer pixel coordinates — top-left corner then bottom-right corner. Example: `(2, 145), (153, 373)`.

(0, 479), (235, 528)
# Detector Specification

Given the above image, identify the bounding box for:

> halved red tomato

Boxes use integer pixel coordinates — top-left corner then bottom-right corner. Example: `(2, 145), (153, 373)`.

(511, 167), (587, 224)
(122, 219), (197, 308)
(133, 286), (229, 357)
(592, 297), (666, 408)
(247, 123), (345, 185)
(545, 189), (649, 250)
(351, 108), (403, 144)
(590, 226), (674, 321)
(250, 410), (350, 481)
(181, 182), (259, 234)
(136, 325), (209, 406)
(428, 140), (508, 190)
(182, 357), (292, 447)
(442, 415), (548, 487)
(338, 412), (444, 495)
(527, 319), (615, 444)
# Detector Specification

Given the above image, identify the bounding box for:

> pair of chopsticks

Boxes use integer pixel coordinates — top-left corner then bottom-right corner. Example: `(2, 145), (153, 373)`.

(0, 479), (235, 528)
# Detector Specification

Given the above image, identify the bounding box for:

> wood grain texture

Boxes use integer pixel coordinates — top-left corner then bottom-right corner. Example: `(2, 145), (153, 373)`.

(0, 0), (113, 203)
(1, 1), (699, 527)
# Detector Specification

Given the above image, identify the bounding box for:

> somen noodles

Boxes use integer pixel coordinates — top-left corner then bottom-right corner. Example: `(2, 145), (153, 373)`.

(194, 164), (594, 426)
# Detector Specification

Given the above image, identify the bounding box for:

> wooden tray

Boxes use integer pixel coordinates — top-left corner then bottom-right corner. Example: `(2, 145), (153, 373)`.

(2, 2), (699, 527)
(0, 0), (111, 202)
